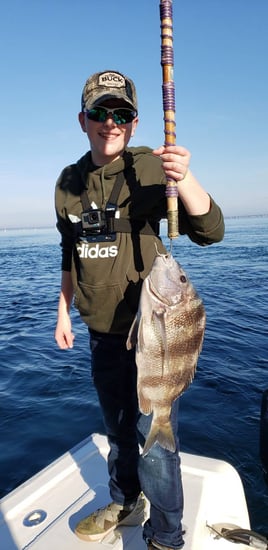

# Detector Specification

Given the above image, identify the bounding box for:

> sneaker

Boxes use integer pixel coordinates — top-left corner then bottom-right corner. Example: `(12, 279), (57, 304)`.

(75, 493), (145, 541)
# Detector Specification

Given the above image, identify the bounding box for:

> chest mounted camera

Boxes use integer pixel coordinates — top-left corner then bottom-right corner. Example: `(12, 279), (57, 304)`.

(81, 204), (117, 242)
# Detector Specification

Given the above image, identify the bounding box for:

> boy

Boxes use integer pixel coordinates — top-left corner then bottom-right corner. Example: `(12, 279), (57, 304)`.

(55, 70), (224, 550)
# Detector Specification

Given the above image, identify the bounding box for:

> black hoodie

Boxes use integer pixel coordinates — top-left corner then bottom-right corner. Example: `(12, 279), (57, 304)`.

(55, 146), (224, 334)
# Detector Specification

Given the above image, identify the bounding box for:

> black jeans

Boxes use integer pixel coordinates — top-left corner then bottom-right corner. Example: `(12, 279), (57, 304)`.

(90, 330), (184, 549)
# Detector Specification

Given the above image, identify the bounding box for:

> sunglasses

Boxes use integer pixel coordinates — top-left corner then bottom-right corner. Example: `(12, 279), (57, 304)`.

(85, 106), (137, 125)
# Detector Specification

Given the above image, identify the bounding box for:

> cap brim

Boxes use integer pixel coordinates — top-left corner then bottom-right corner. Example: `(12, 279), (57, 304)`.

(84, 92), (136, 111)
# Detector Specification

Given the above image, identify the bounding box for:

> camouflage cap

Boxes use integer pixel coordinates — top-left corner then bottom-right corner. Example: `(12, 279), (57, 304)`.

(81, 70), (138, 112)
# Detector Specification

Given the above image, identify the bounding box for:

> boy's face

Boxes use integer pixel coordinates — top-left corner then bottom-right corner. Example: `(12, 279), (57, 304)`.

(79, 98), (138, 166)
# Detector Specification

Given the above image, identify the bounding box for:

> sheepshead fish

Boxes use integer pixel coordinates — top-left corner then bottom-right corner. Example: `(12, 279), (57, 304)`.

(126, 252), (206, 456)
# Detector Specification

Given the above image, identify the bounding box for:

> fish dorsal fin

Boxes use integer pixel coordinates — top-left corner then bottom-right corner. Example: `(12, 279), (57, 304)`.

(126, 315), (139, 350)
(137, 317), (146, 351)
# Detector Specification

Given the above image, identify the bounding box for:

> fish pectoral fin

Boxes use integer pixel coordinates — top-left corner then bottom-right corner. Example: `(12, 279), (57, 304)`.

(154, 305), (166, 316)
(152, 308), (167, 338)
(142, 419), (176, 457)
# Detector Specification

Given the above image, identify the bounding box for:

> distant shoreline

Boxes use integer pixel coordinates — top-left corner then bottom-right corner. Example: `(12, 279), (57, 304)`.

(0, 226), (56, 232)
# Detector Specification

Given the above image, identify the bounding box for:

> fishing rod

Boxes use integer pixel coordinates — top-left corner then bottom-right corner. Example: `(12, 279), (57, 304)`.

(160, 0), (178, 239)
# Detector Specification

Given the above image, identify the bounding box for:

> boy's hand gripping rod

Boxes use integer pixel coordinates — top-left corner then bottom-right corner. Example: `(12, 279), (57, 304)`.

(160, 0), (178, 239)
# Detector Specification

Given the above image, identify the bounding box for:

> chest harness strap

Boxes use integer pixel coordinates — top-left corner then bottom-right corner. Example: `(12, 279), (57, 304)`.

(80, 171), (159, 240)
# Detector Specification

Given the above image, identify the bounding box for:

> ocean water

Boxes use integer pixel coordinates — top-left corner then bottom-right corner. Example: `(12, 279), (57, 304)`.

(0, 217), (267, 535)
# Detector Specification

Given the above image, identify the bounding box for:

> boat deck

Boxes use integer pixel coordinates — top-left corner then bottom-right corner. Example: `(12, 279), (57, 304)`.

(0, 433), (251, 549)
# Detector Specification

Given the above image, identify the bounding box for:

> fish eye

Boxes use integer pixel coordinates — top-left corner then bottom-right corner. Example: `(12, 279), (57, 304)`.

(180, 275), (187, 283)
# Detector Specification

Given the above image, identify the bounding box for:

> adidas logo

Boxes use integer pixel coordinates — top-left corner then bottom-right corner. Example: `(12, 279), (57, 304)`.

(77, 243), (118, 259)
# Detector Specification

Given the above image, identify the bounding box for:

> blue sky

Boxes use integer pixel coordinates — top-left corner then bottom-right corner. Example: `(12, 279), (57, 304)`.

(0, 0), (267, 228)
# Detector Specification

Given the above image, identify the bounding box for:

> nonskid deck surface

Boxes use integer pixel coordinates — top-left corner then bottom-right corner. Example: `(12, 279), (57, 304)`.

(0, 434), (251, 550)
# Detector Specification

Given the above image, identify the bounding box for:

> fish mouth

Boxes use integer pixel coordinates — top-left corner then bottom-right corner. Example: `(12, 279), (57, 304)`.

(154, 249), (171, 261)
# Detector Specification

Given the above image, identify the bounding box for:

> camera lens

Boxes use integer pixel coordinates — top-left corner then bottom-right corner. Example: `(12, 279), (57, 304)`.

(89, 212), (98, 223)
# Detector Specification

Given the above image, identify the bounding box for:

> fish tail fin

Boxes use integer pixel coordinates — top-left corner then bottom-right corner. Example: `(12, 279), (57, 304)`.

(142, 420), (176, 457)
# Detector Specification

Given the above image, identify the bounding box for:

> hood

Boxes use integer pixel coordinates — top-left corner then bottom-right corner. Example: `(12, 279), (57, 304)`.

(76, 146), (154, 188)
